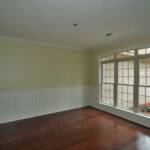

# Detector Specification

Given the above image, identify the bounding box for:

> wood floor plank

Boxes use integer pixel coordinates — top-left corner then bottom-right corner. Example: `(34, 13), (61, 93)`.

(0, 107), (149, 150)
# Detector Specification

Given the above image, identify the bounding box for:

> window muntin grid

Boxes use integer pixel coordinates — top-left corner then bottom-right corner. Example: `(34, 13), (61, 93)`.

(117, 61), (134, 110)
(117, 85), (133, 110)
(101, 63), (114, 106)
(139, 58), (150, 86)
(100, 48), (150, 117)
(138, 48), (150, 55)
(118, 61), (134, 85)
(139, 58), (150, 116)
(102, 83), (114, 105)
(139, 87), (150, 115)
(102, 63), (114, 83)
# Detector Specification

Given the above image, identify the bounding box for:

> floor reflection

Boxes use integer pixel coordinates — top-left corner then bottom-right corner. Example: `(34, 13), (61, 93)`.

(124, 133), (150, 150)
(136, 133), (150, 150)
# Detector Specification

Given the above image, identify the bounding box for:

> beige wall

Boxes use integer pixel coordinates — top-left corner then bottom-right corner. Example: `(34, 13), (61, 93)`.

(91, 34), (150, 86)
(0, 38), (92, 90)
(2, 33), (150, 90)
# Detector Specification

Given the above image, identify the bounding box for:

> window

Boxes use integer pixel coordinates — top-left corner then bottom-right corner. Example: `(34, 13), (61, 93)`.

(138, 48), (150, 55)
(100, 49), (150, 117)
(117, 50), (134, 58)
(101, 63), (114, 105)
(139, 58), (150, 115)
(102, 55), (114, 61)
(117, 61), (134, 110)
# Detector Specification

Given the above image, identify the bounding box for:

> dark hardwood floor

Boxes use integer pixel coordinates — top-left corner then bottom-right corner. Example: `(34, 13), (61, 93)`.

(0, 107), (150, 150)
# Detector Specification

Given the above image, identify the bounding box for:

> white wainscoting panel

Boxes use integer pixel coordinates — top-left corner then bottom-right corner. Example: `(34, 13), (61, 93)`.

(0, 86), (92, 123)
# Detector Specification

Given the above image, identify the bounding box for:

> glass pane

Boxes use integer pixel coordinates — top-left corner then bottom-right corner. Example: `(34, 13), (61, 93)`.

(139, 87), (150, 116)
(102, 63), (114, 83)
(139, 58), (150, 86)
(102, 55), (114, 61)
(118, 61), (134, 85)
(102, 83), (114, 106)
(117, 85), (133, 111)
(146, 48), (150, 54)
(101, 62), (114, 105)
(117, 60), (134, 111)
(117, 50), (134, 58)
(138, 48), (150, 55)
(139, 58), (150, 116)
(138, 49), (146, 55)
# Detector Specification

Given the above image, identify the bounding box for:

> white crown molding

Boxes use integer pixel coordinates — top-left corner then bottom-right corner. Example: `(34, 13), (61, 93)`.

(0, 34), (89, 51)
(92, 29), (150, 51)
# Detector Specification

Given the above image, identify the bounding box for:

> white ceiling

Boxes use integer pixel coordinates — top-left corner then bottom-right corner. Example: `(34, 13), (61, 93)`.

(0, 0), (150, 50)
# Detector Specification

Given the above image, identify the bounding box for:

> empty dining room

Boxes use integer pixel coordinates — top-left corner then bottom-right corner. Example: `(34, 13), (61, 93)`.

(0, 0), (150, 150)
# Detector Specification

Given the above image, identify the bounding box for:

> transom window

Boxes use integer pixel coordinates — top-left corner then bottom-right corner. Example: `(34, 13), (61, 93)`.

(99, 48), (150, 117)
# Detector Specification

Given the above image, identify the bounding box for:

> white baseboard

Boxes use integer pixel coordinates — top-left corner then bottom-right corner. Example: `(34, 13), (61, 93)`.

(0, 86), (92, 124)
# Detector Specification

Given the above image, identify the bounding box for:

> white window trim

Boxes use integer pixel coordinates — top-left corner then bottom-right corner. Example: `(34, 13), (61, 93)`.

(97, 47), (150, 128)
